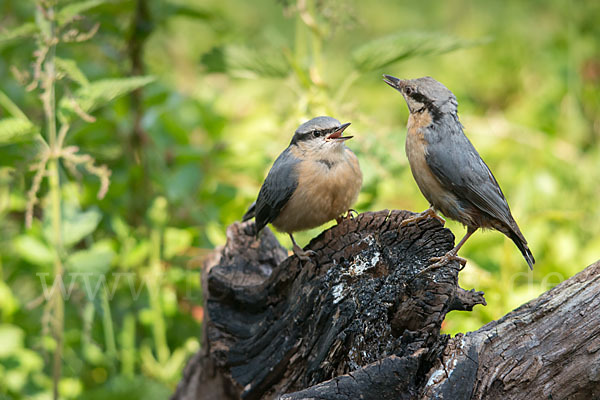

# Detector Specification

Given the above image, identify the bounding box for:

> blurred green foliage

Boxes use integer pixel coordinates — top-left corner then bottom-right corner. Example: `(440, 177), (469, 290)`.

(0, 0), (598, 398)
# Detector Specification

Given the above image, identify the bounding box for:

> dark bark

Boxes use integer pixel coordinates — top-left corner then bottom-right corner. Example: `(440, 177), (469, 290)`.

(171, 210), (600, 400)
(423, 260), (600, 400)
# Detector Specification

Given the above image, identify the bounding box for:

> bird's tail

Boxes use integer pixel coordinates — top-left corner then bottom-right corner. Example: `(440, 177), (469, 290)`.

(508, 230), (535, 270)
(242, 201), (256, 222)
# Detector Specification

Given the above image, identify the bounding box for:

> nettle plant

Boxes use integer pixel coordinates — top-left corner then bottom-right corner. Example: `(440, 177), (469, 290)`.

(0, 0), (152, 397)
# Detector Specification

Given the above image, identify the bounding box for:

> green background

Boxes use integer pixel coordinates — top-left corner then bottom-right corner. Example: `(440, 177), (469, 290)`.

(0, 0), (598, 398)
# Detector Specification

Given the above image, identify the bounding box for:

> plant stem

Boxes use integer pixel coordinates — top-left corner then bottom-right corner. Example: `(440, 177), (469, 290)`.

(41, 5), (64, 399)
(120, 313), (136, 378)
(306, 0), (323, 83)
(127, 0), (153, 222)
(334, 70), (360, 104)
(101, 290), (117, 359)
(294, 9), (307, 66)
(48, 158), (63, 400)
(149, 227), (169, 364)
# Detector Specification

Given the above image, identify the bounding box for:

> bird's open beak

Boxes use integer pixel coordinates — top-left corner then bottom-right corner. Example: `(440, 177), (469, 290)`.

(382, 74), (405, 91)
(326, 122), (352, 141)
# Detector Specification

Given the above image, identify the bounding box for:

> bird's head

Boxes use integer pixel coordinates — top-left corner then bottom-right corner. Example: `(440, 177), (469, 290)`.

(290, 116), (352, 154)
(382, 75), (458, 116)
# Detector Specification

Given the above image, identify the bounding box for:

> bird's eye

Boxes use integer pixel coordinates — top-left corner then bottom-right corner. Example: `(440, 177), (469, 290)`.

(312, 130), (319, 137)
(404, 87), (414, 96)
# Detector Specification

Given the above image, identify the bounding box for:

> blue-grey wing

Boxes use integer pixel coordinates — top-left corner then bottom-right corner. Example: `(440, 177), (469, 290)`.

(253, 147), (300, 234)
(424, 123), (515, 228)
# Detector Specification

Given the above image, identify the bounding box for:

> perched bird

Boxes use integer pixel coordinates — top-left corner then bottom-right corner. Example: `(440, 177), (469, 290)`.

(243, 116), (362, 260)
(382, 75), (534, 270)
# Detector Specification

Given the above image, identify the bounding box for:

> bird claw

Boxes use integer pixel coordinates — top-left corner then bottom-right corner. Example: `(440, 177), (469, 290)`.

(400, 208), (445, 227)
(292, 244), (316, 261)
(430, 213), (446, 226)
(420, 252), (467, 274)
(336, 209), (358, 224)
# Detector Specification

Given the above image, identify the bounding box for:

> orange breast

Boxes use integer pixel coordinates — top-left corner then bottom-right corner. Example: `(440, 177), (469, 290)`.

(405, 112), (466, 224)
(272, 149), (362, 233)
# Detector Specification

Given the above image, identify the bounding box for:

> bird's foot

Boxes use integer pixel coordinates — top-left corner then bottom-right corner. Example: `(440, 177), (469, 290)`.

(336, 209), (358, 224)
(429, 253), (467, 268)
(419, 251), (467, 275)
(292, 244), (316, 261)
(400, 207), (445, 227)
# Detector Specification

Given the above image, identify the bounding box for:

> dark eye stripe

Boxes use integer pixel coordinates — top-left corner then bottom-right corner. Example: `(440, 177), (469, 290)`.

(295, 127), (338, 142)
(311, 128), (333, 137)
(410, 92), (429, 104)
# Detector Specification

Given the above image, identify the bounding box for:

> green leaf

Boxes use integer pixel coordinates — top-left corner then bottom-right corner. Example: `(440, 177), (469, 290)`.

(79, 376), (171, 400)
(0, 118), (40, 146)
(58, 76), (155, 121)
(0, 325), (24, 357)
(59, 378), (83, 398)
(165, 4), (216, 20)
(0, 22), (38, 43)
(122, 241), (150, 269)
(62, 206), (103, 248)
(164, 227), (193, 259)
(16, 348), (45, 372)
(13, 235), (55, 266)
(206, 221), (226, 247)
(352, 31), (487, 72)
(55, 57), (89, 86)
(201, 47), (226, 73)
(211, 45), (289, 78)
(44, 204), (103, 248)
(66, 242), (115, 300)
(110, 216), (130, 238)
(0, 281), (19, 318)
(152, 2), (221, 27)
(66, 242), (114, 275)
(148, 196), (168, 227)
(165, 164), (201, 202)
(0, 134), (47, 168)
(56, 0), (106, 25)
(0, 90), (28, 120)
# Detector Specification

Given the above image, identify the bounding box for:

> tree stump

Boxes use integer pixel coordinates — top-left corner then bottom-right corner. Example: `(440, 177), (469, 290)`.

(172, 210), (600, 400)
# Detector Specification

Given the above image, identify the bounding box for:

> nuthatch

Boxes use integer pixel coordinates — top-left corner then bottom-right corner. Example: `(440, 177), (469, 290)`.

(383, 75), (534, 270)
(243, 116), (363, 260)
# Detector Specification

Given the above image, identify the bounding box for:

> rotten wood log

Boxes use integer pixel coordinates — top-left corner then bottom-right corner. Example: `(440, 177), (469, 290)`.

(172, 210), (600, 400)
(422, 260), (600, 400)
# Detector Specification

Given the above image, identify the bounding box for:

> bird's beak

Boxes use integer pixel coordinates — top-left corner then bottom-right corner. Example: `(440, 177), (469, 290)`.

(382, 74), (405, 92)
(326, 122), (352, 141)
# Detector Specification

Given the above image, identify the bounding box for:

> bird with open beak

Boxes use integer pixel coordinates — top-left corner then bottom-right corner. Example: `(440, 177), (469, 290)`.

(383, 74), (534, 271)
(243, 116), (363, 260)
